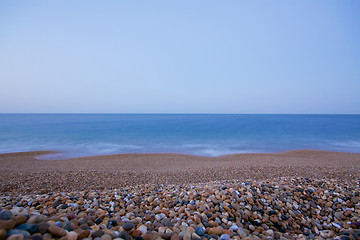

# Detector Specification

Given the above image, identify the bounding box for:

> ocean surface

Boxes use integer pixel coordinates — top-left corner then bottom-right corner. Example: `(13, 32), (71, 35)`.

(0, 114), (359, 159)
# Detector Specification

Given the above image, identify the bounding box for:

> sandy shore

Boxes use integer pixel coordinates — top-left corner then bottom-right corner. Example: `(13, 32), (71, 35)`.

(1, 150), (360, 239)
(0, 150), (359, 194)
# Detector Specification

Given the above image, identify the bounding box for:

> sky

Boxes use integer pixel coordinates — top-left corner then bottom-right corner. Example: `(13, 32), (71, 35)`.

(0, 1), (359, 114)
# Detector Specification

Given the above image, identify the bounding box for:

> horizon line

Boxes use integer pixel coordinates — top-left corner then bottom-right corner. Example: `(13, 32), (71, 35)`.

(0, 112), (359, 115)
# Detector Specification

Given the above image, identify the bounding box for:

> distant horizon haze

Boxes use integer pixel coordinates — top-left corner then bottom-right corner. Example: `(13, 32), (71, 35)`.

(1, 1), (359, 114)
(1, 113), (360, 115)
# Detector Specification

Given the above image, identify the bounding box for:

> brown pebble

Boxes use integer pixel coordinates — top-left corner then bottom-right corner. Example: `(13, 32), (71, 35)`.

(270, 216), (279, 223)
(66, 231), (78, 240)
(38, 222), (50, 234)
(209, 221), (218, 227)
(210, 226), (224, 235)
(27, 215), (47, 224)
(0, 229), (7, 240)
(77, 229), (90, 240)
(132, 229), (143, 237)
(0, 219), (16, 231)
(49, 225), (67, 237)
(91, 225), (100, 231)
(14, 215), (27, 225)
(144, 214), (151, 221)
(143, 232), (154, 240)
(6, 234), (24, 240)
(194, 215), (201, 224)
(170, 234), (180, 240)
(344, 209), (352, 217)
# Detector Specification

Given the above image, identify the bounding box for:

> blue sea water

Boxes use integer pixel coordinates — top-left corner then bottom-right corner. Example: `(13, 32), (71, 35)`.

(0, 114), (359, 159)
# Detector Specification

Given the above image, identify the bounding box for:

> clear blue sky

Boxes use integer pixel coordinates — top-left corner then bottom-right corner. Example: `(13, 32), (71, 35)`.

(1, 1), (359, 114)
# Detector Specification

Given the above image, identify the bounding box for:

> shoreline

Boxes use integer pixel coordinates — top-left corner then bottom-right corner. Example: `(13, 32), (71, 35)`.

(2, 148), (360, 159)
(1, 149), (359, 194)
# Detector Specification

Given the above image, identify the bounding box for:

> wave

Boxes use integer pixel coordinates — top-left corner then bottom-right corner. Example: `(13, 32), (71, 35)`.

(2, 139), (360, 160)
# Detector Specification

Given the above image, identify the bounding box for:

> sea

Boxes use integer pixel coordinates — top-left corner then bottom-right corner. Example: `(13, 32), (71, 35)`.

(0, 114), (359, 160)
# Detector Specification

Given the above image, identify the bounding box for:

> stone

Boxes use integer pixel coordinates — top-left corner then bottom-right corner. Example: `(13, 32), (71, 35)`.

(119, 231), (131, 240)
(48, 225), (67, 237)
(195, 226), (205, 236)
(219, 234), (230, 240)
(14, 215), (27, 225)
(179, 231), (191, 240)
(340, 236), (350, 240)
(350, 221), (360, 228)
(37, 222), (49, 234)
(92, 230), (105, 238)
(0, 219), (15, 231)
(67, 231), (78, 240)
(344, 210), (352, 217)
(191, 232), (201, 240)
(78, 229), (90, 239)
(31, 234), (42, 240)
(266, 229), (274, 236)
(63, 221), (76, 231)
(320, 230), (335, 238)
(6, 234), (24, 240)
(229, 225), (239, 231)
(0, 229), (6, 240)
(0, 210), (13, 221)
(210, 226), (224, 236)
(186, 227), (195, 235)
(103, 230), (116, 238)
(248, 225), (255, 231)
(132, 230), (142, 238)
(170, 234), (180, 240)
(237, 228), (247, 238)
(91, 225), (100, 231)
(27, 215), (47, 224)
(100, 234), (112, 240)
(6, 230), (30, 238)
(138, 225), (147, 235)
(334, 212), (344, 220)
(17, 223), (39, 234)
(123, 222), (134, 231)
(163, 220), (174, 228)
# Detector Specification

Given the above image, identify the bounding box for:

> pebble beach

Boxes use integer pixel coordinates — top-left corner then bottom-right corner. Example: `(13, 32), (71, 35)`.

(1, 150), (360, 240)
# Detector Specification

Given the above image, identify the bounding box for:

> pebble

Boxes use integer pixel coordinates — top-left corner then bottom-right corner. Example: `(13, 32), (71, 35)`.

(229, 224), (239, 231)
(123, 222), (134, 231)
(100, 234), (112, 240)
(179, 230), (191, 239)
(191, 232), (201, 240)
(195, 226), (205, 236)
(0, 177), (358, 240)
(219, 234), (231, 240)
(6, 234), (24, 240)
(0, 229), (7, 240)
(119, 231), (131, 240)
(92, 230), (105, 238)
(0, 219), (15, 230)
(13, 215), (27, 225)
(66, 231), (78, 240)
(17, 223), (39, 234)
(210, 226), (224, 235)
(37, 222), (49, 234)
(48, 225), (66, 237)
(137, 225), (147, 235)
(6, 229), (31, 238)
(0, 210), (13, 220)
